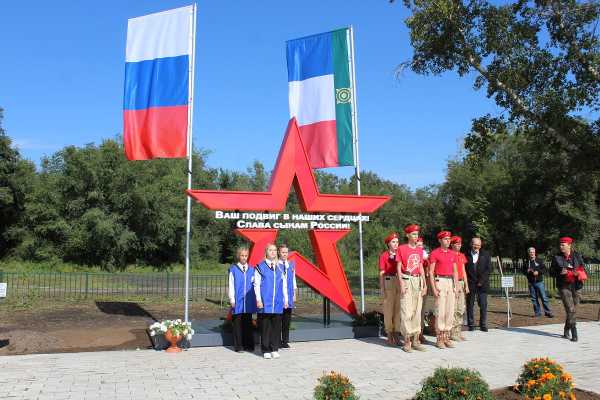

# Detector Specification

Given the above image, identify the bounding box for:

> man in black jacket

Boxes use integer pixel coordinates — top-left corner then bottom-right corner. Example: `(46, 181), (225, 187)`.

(522, 247), (553, 318)
(466, 237), (491, 331)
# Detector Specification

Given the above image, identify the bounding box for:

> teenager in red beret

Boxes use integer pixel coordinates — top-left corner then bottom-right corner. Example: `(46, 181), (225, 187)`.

(397, 224), (427, 352)
(379, 232), (401, 345)
(550, 236), (588, 341)
(450, 236), (469, 341)
(428, 230), (459, 349)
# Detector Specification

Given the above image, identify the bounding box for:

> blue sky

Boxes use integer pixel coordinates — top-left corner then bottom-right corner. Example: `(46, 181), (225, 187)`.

(0, 1), (500, 189)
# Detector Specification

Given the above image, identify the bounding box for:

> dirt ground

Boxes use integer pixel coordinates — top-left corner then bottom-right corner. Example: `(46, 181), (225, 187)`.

(0, 295), (598, 356)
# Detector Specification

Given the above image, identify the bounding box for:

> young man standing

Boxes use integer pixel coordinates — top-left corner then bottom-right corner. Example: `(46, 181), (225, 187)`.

(450, 236), (469, 341)
(523, 247), (553, 318)
(428, 231), (458, 349)
(379, 232), (401, 345)
(278, 244), (297, 349)
(397, 224), (427, 352)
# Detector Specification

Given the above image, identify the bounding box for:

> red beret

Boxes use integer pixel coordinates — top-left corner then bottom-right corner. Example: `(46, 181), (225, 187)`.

(384, 232), (399, 244)
(437, 231), (452, 240)
(404, 224), (420, 234)
(450, 235), (462, 244)
(559, 237), (573, 244)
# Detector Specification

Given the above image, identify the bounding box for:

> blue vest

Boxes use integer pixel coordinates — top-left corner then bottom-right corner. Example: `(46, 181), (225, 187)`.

(279, 260), (296, 308)
(256, 260), (285, 314)
(229, 264), (257, 315)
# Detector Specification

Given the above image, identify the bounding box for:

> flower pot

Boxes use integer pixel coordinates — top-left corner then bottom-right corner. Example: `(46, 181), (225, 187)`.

(164, 329), (182, 353)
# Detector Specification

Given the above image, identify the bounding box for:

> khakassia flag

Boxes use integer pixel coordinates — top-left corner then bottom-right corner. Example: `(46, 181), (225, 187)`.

(286, 28), (354, 169)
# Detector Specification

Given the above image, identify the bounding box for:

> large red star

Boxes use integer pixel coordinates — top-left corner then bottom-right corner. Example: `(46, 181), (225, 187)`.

(187, 118), (390, 314)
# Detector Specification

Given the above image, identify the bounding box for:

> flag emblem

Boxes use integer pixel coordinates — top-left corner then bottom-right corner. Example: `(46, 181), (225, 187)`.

(336, 88), (351, 104)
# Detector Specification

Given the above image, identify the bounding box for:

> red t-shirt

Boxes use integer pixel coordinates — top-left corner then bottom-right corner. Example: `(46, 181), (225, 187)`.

(398, 244), (423, 275)
(455, 252), (467, 280)
(429, 247), (456, 276)
(379, 251), (398, 275)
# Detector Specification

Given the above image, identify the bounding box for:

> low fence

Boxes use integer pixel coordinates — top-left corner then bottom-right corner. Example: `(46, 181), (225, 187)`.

(0, 263), (598, 302)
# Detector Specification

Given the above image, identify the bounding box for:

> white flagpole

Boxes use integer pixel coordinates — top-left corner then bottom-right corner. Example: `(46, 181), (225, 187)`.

(184, 3), (197, 323)
(348, 26), (366, 314)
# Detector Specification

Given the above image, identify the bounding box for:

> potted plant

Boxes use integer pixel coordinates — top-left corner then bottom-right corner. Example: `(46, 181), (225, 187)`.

(149, 319), (194, 353)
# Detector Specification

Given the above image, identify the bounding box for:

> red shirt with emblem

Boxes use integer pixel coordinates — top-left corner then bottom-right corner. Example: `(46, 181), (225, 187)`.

(429, 247), (456, 276)
(398, 244), (423, 275)
(378, 251), (398, 275)
(455, 251), (467, 280)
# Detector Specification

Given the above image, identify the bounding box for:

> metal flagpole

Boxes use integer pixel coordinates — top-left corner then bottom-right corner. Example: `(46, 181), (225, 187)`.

(348, 26), (366, 314)
(184, 3), (197, 323)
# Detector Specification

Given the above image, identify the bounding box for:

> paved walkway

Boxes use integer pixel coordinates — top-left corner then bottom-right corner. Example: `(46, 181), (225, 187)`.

(1, 322), (598, 400)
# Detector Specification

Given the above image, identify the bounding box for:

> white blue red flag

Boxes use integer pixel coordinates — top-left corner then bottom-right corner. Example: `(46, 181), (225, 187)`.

(123, 5), (194, 160)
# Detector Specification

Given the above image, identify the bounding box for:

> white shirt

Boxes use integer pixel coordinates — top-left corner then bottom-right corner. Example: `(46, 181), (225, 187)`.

(228, 262), (249, 306)
(471, 250), (479, 264)
(253, 258), (288, 306)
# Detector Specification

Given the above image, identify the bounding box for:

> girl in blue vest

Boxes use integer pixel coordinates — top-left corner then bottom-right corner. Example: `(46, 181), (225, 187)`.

(228, 247), (257, 352)
(254, 243), (288, 359)
(278, 244), (297, 349)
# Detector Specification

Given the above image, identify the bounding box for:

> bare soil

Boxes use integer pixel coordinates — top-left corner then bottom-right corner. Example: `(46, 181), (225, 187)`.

(0, 295), (598, 356)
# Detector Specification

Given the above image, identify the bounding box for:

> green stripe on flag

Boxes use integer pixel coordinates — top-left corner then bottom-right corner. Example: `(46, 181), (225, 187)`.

(332, 28), (354, 167)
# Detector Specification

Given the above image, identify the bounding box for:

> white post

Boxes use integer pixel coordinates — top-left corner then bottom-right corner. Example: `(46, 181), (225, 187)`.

(348, 26), (366, 314)
(184, 3), (197, 324)
(497, 256), (511, 327)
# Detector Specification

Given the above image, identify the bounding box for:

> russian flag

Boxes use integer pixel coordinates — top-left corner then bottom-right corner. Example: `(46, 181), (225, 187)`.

(287, 29), (355, 169)
(123, 6), (194, 160)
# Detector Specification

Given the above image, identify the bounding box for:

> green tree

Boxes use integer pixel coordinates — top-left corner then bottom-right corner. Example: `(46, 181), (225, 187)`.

(0, 108), (35, 257)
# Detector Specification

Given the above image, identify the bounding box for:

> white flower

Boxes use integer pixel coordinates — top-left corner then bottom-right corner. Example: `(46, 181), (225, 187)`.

(183, 329), (188, 335)
(150, 331), (156, 337)
(186, 334), (192, 341)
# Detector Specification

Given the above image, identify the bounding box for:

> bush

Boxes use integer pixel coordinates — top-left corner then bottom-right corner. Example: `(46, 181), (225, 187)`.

(352, 311), (382, 327)
(515, 357), (575, 400)
(314, 371), (358, 400)
(414, 367), (494, 400)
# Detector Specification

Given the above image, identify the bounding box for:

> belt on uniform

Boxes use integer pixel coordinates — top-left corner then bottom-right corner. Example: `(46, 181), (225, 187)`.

(384, 275), (396, 280)
(435, 275), (453, 279)
(401, 272), (420, 277)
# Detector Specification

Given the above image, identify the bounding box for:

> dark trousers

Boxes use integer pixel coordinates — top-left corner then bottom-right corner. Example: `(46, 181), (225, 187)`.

(281, 308), (292, 345)
(559, 285), (580, 326)
(259, 313), (281, 353)
(467, 288), (488, 328)
(232, 313), (254, 351)
(528, 281), (552, 316)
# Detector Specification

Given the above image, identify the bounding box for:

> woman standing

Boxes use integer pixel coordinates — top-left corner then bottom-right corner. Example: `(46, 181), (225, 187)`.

(550, 237), (587, 342)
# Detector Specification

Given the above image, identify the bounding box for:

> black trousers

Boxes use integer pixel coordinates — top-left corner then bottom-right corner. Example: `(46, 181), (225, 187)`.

(259, 313), (281, 353)
(281, 308), (292, 345)
(232, 313), (254, 351)
(467, 288), (488, 328)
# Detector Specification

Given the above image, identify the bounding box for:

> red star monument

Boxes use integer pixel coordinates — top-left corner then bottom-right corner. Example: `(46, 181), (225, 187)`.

(187, 118), (390, 314)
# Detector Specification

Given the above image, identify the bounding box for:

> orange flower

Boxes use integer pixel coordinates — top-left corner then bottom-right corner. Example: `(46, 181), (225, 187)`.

(459, 389), (467, 395)
(559, 391), (566, 399)
(569, 393), (576, 400)
(543, 394), (552, 400)
(527, 380), (537, 387)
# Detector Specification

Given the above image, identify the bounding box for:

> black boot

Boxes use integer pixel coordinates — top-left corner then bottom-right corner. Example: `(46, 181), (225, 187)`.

(563, 323), (571, 340)
(570, 324), (578, 342)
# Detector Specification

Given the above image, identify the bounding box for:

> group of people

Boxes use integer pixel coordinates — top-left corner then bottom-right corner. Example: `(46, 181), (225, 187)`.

(379, 224), (491, 352)
(227, 227), (588, 359)
(227, 243), (297, 359)
(381, 226), (589, 351)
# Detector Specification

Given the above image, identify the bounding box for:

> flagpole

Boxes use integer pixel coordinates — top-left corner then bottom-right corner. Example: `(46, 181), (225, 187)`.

(348, 26), (365, 314)
(184, 3), (197, 324)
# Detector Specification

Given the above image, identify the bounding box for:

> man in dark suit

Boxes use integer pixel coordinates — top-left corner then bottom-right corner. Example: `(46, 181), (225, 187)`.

(465, 237), (491, 331)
